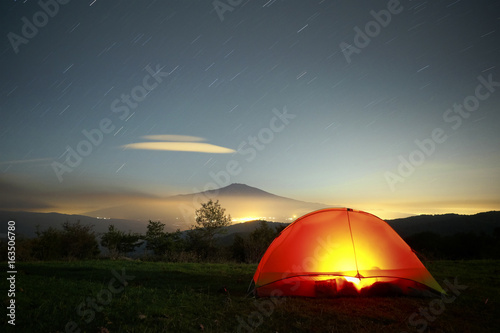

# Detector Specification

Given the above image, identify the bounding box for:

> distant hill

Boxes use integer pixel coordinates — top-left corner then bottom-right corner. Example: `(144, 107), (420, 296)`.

(387, 211), (500, 237)
(1, 183), (498, 241)
(0, 211), (144, 238)
(84, 183), (331, 230)
(215, 220), (289, 246)
(2, 208), (498, 241)
(0, 183), (330, 237)
(215, 211), (500, 246)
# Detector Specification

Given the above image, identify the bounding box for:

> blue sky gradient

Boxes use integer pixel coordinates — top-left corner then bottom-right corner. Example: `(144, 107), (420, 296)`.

(1, 0), (499, 219)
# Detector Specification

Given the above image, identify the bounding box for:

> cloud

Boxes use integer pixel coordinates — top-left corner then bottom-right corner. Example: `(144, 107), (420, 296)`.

(0, 158), (53, 165)
(0, 178), (54, 210)
(142, 135), (205, 142)
(0, 197), (53, 210)
(0, 176), (166, 213)
(122, 134), (235, 153)
(122, 142), (235, 153)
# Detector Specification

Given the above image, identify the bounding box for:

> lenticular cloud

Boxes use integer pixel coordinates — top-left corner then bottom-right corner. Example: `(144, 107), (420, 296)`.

(121, 134), (235, 154)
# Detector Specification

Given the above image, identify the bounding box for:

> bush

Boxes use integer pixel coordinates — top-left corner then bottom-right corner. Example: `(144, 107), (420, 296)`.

(405, 230), (500, 260)
(145, 220), (185, 257)
(100, 224), (143, 258)
(61, 221), (100, 259)
(231, 221), (284, 263)
(24, 221), (100, 261)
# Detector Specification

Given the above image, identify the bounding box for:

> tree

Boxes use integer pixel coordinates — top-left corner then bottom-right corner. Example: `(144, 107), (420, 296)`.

(245, 221), (280, 262)
(101, 224), (143, 258)
(145, 220), (168, 255)
(231, 233), (246, 262)
(192, 199), (231, 249)
(145, 220), (183, 257)
(61, 220), (100, 259)
(29, 221), (99, 260)
(231, 221), (285, 263)
(32, 226), (64, 260)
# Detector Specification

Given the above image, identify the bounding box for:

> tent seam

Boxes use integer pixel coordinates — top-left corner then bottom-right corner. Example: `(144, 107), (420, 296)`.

(346, 209), (361, 278)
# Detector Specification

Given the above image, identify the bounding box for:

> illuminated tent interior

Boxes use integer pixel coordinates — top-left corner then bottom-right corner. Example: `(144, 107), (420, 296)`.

(253, 208), (445, 297)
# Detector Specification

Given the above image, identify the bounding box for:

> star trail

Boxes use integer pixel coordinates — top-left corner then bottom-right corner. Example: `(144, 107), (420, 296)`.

(1, 0), (499, 219)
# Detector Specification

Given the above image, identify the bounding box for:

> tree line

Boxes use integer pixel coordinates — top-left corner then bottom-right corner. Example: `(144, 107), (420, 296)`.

(405, 229), (500, 260)
(2, 200), (285, 263)
(4, 199), (496, 262)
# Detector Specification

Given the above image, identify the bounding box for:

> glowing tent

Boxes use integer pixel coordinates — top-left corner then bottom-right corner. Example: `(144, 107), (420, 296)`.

(253, 208), (445, 297)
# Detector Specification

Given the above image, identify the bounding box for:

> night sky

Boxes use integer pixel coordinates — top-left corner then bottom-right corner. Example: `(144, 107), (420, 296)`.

(1, 0), (499, 219)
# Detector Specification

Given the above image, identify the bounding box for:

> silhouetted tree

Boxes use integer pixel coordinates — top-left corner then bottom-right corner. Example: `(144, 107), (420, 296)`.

(32, 226), (64, 260)
(245, 221), (277, 262)
(145, 220), (184, 257)
(231, 234), (246, 262)
(231, 221), (285, 263)
(192, 199), (231, 248)
(101, 224), (143, 258)
(405, 230), (500, 260)
(275, 224), (287, 234)
(61, 220), (99, 259)
(29, 221), (99, 260)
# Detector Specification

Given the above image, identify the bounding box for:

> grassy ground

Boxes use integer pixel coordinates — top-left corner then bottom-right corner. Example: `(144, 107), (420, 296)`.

(2, 259), (499, 332)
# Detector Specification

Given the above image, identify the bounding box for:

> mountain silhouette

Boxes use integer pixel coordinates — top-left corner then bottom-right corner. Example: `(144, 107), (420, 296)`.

(3, 183), (498, 240)
(83, 183), (331, 230)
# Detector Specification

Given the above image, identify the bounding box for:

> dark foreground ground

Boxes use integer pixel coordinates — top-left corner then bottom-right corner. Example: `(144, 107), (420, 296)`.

(2, 259), (499, 332)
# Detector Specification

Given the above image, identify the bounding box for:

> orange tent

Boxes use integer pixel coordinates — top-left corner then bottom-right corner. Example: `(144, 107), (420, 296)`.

(253, 208), (445, 297)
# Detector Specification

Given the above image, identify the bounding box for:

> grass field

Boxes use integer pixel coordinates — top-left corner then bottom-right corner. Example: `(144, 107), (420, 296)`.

(2, 259), (499, 332)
